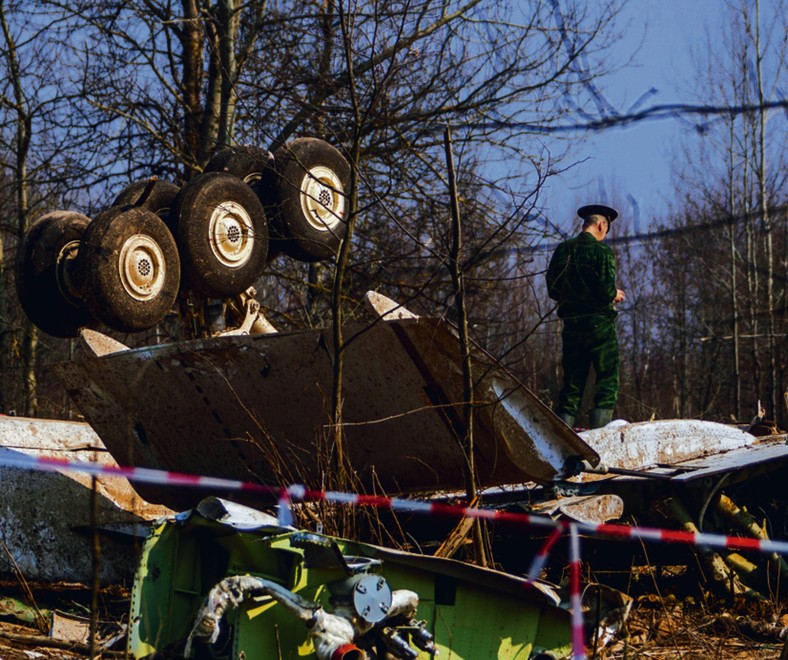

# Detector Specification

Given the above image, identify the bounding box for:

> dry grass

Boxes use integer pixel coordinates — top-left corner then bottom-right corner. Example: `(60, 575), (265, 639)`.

(601, 594), (788, 659)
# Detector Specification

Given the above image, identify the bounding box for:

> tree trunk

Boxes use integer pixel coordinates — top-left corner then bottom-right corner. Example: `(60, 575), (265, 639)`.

(0, 235), (6, 411)
(217, 0), (238, 150)
(752, 0), (778, 419)
(181, 0), (207, 175)
(0, 1), (35, 415)
(727, 120), (741, 421)
(328, 0), (357, 536)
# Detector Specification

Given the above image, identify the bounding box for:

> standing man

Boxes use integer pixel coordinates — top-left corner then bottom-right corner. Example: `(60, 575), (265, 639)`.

(546, 204), (625, 429)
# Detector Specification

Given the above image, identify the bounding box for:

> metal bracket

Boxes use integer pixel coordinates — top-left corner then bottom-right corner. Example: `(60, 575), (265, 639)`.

(218, 287), (277, 336)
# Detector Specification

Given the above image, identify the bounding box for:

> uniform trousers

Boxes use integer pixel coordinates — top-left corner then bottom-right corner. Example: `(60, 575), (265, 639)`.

(557, 315), (619, 416)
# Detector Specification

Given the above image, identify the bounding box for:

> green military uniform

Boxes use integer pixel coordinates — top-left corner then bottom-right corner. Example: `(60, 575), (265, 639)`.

(546, 231), (620, 419)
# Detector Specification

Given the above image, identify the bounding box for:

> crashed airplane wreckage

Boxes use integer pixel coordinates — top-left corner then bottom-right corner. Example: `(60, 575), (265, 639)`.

(0, 415), (172, 584)
(128, 497), (593, 659)
(49, 290), (788, 620)
(14, 142), (787, 519)
(9, 144), (788, 656)
(6, 311), (788, 658)
(54, 292), (602, 512)
(53, 292), (788, 517)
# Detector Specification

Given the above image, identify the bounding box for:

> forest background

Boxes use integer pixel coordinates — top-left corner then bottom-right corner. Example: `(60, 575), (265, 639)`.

(0, 0), (785, 431)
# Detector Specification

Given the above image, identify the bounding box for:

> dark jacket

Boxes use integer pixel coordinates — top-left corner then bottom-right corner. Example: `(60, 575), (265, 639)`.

(546, 232), (618, 321)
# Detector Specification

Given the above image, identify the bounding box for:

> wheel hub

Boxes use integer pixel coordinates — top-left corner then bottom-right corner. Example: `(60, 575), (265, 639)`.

(118, 234), (167, 301)
(208, 201), (255, 268)
(300, 166), (346, 232)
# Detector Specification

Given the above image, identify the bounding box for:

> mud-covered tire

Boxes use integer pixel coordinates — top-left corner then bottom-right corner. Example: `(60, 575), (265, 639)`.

(15, 211), (96, 338)
(204, 146), (275, 187)
(169, 172), (268, 298)
(111, 179), (180, 220)
(271, 138), (349, 262)
(78, 207), (180, 333)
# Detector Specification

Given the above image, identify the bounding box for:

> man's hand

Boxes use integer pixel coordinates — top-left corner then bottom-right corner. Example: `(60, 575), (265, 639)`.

(614, 288), (625, 303)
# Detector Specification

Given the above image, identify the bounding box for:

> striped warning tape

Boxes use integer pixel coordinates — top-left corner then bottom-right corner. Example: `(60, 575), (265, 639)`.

(525, 526), (563, 582)
(568, 523), (585, 660)
(2, 450), (788, 557)
(0, 450), (273, 493)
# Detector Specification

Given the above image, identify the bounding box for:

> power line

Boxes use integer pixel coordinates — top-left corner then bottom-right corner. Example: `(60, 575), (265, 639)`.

(450, 100), (788, 135)
(494, 204), (788, 256)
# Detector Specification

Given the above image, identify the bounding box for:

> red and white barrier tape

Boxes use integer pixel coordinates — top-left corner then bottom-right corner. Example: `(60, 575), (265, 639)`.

(0, 451), (274, 494)
(2, 450), (788, 557)
(525, 527), (563, 582)
(569, 524), (586, 660)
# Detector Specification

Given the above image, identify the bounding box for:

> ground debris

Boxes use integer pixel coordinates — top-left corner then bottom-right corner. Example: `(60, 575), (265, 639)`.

(0, 582), (129, 659)
(603, 595), (788, 659)
(1, 575), (785, 659)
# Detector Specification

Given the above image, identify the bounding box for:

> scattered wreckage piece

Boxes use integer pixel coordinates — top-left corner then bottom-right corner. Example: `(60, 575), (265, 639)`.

(130, 497), (629, 659)
(568, 420), (788, 520)
(403, 418), (788, 601)
(528, 494), (624, 525)
(218, 287), (278, 336)
(184, 574), (429, 659)
(673, 490), (788, 600)
(715, 493), (788, 583)
(55, 305), (599, 510)
(562, 420), (788, 600)
(416, 420), (787, 541)
(0, 415), (172, 584)
(576, 419), (788, 485)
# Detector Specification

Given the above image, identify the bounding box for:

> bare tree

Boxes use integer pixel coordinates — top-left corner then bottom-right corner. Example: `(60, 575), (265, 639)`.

(0, 2), (98, 416)
(663, 0), (788, 423)
(6, 0), (630, 434)
(0, 0), (32, 413)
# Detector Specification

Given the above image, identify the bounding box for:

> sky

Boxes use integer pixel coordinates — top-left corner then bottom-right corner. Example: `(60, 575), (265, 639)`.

(545, 0), (721, 235)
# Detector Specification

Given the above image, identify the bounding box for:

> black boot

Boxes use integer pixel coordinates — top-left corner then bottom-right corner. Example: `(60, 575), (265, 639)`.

(559, 412), (575, 428)
(589, 408), (613, 429)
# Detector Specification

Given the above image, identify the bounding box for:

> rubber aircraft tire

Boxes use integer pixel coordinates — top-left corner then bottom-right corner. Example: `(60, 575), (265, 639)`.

(15, 211), (96, 338)
(271, 138), (350, 262)
(169, 171), (268, 298)
(205, 147), (284, 263)
(204, 146), (275, 187)
(111, 179), (180, 221)
(79, 207), (181, 333)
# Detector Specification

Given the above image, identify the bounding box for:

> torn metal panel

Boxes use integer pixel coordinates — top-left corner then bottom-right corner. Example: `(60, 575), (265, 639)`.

(574, 420), (788, 487)
(50, 611), (90, 645)
(364, 290), (420, 321)
(542, 420), (788, 525)
(419, 421), (788, 531)
(529, 495), (625, 524)
(129, 497), (579, 659)
(56, 316), (598, 510)
(665, 439), (788, 484)
(0, 415), (171, 584)
(578, 419), (762, 475)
